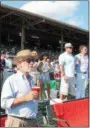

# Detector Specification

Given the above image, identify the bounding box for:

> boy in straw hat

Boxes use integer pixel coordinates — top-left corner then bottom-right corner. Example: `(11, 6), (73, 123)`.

(1, 49), (39, 127)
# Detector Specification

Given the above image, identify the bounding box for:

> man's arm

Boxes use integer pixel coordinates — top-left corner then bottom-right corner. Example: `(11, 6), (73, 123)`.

(1, 79), (38, 109)
(60, 64), (65, 77)
(37, 61), (43, 73)
(11, 92), (38, 108)
(58, 55), (65, 76)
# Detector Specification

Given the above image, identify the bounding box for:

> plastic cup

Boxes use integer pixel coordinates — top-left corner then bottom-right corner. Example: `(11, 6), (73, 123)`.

(32, 87), (40, 93)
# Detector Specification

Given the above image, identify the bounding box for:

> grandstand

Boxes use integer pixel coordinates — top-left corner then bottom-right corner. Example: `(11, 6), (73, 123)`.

(0, 4), (89, 56)
(0, 4), (89, 127)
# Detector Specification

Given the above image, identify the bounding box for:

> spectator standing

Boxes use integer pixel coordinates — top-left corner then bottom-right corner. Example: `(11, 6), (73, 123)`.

(47, 57), (54, 81)
(29, 58), (39, 86)
(75, 45), (89, 99)
(3, 52), (13, 81)
(51, 59), (56, 70)
(31, 51), (39, 68)
(37, 53), (51, 99)
(0, 53), (5, 87)
(54, 61), (60, 80)
(1, 49), (39, 127)
(59, 43), (75, 101)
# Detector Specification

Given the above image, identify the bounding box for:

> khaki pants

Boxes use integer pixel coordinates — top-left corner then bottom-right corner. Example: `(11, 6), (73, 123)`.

(60, 77), (76, 96)
(5, 116), (39, 127)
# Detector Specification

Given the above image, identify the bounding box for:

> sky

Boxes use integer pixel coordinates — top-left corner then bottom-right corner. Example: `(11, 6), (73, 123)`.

(2, 1), (88, 30)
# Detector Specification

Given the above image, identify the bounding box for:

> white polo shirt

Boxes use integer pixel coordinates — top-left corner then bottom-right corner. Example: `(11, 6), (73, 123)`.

(59, 52), (75, 77)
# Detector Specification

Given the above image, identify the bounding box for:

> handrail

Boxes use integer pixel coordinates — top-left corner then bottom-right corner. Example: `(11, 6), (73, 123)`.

(52, 118), (70, 127)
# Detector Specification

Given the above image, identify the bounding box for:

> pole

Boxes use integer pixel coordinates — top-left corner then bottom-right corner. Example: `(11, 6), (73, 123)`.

(61, 32), (64, 53)
(0, 20), (1, 47)
(0, 1), (1, 47)
(8, 33), (10, 50)
(21, 20), (25, 50)
(0, 19), (1, 101)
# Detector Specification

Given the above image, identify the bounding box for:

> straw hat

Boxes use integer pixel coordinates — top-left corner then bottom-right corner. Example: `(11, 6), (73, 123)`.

(31, 51), (39, 59)
(13, 49), (32, 65)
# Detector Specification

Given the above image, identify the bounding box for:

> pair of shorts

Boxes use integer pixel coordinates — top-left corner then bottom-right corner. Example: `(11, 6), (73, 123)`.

(39, 73), (50, 84)
(60, 77), (75, 96)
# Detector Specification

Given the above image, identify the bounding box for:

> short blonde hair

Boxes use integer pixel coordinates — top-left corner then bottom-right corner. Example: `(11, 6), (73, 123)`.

(79, 45), (87, 52)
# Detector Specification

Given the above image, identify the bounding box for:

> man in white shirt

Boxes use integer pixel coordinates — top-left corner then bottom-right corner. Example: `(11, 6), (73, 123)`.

(75, 45), (88, 99)
(1, 49), (39, 127)
(59, 43), (75, 101)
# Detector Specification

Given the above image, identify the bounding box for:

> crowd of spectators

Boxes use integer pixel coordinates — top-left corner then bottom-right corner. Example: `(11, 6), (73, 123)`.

(0, 44), (60, 60)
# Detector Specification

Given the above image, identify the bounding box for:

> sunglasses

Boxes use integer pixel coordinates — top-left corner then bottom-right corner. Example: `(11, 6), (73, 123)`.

(26, 58), (35, 63)
(67, 47), (73, 49)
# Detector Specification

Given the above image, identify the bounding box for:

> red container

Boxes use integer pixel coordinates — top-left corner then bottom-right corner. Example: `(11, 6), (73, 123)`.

(32, 87), (40, 93)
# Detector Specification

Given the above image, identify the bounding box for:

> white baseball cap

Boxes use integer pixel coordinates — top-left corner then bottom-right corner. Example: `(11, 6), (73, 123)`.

(65, 43), (73, 48)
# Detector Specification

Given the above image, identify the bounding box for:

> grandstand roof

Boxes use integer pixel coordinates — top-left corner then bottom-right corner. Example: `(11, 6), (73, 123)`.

(0, 4), (89, 43)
